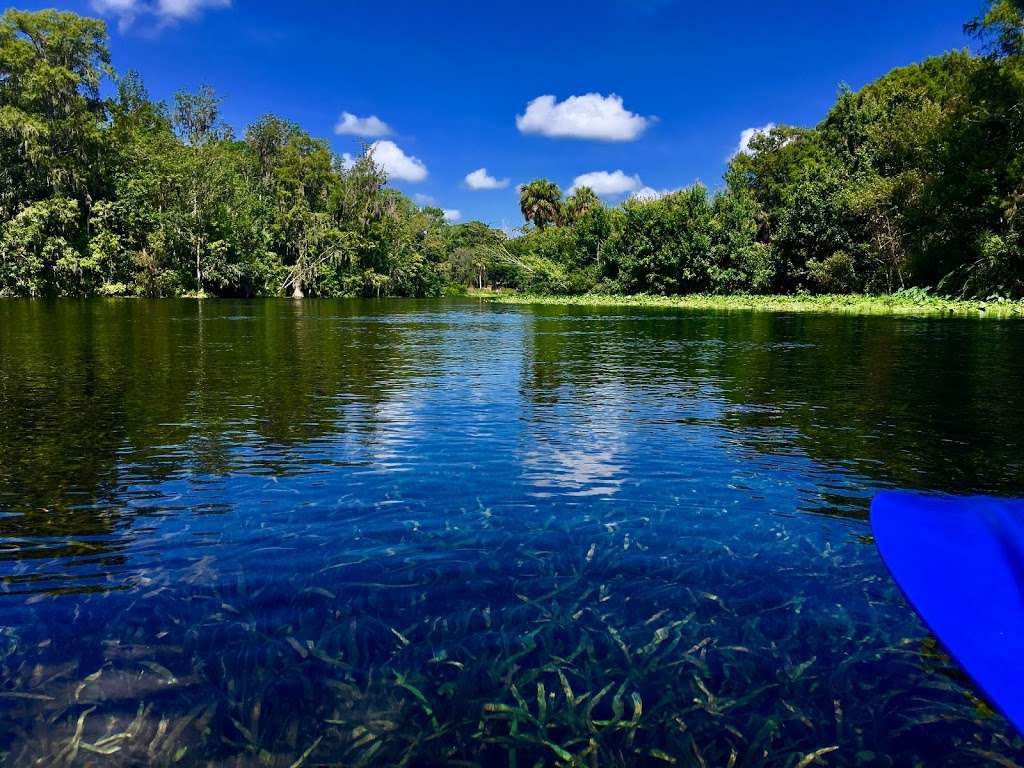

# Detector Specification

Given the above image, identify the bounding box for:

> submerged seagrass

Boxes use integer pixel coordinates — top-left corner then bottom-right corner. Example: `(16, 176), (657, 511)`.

(0, 298), (1023, 766)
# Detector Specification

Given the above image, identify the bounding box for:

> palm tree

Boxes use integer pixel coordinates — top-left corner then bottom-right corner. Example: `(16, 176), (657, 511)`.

(564, 186), (602, 224)
(519, 179), (563, 230)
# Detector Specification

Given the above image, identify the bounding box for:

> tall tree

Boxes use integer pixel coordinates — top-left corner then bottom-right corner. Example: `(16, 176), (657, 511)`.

(173, 85), (225, 147)
(967, 0), (1024, 57)
(0, 9), (110, 294)
(171, 86), (231, 293)
(564, 186), (602, 224)
(244, 117), (338, 297)
(519, 179), (563, 230)
(0, 9), (110, 205)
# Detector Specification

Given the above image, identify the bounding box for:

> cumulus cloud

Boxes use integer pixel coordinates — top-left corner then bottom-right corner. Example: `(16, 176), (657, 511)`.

(570, 170), (643, 196)
(411, 195), (456, 220)
(464, 167), (510, 190)
(157, 0), (229, 19)
(334, 112), (393, 138)
(367, 141), (428, 183)
(734, 123), (777, 157)
(92, 0), (138, 18)
(516, 93), (652, 142)
(630, 186), (677, 202)
(92, 0), (229, 28)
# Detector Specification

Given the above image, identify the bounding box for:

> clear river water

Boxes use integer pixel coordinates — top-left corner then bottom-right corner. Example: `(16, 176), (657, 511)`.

(0, 298), (1022, 766)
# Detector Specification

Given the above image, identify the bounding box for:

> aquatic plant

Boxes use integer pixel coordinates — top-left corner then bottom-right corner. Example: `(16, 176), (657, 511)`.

(1, 492), (1021, 766)
(482, 291), (1024, 317)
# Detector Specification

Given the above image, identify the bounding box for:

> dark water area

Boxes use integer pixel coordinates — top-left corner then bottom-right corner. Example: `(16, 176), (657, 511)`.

(0, 298), (1022, 767)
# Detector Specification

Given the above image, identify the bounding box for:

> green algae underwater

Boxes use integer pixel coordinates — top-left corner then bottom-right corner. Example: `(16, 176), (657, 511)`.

(1, 298), (1023, 767)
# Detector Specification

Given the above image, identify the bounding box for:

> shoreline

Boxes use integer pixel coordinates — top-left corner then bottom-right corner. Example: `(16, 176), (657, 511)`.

(3, 292), (1022, 318)
(476, 291), (1024, 318)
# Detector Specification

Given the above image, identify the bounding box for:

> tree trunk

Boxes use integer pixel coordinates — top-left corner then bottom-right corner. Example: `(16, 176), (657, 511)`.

(193, 188), (202, 294)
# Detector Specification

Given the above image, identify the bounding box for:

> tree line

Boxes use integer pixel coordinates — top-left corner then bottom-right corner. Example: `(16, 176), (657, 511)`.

(506, 0), (1024, 299)
(1, 3), (1023, 299)
(0, 9), (462, 298)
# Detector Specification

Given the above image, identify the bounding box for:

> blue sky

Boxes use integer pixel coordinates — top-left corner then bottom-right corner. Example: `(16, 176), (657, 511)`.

(21, 0), (982, 228)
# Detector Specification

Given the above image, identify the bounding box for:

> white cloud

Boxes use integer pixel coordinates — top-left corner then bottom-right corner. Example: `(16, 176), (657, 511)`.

(516, 93), (652, 142)
(91, 0), (143, 27)
(570, 170), (643, 196)
(157, 0), (229, 19)
(367, 140), (428, 183)
(334, 112), (393, 138)
(630, 186), (677, 202)
(412, 196), (456, 220)
(92, 0), (228, 28)
(734, 123), (776, 157)
(464, 167), (510, 190)
(92, 0), (138, 16)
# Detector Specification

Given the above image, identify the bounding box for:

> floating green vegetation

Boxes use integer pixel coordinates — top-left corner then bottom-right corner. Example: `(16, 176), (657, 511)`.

(480, 290), (1024, 317)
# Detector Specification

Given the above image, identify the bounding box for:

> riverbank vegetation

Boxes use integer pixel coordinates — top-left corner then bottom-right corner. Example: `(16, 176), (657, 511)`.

(2, 3), (1024, 299)
(500, 1), (1024, 301)
(481, 290), (1024, 316)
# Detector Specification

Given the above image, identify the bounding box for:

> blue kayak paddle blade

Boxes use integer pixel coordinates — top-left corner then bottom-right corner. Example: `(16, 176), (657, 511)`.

(871, 491), (1024, 734)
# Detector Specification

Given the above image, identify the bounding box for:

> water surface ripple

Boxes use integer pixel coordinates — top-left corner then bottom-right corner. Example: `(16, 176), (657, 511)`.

(0, 299), (1022, 766)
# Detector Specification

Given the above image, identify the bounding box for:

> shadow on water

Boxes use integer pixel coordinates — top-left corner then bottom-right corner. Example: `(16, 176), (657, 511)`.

(0, 298), (1022, 766)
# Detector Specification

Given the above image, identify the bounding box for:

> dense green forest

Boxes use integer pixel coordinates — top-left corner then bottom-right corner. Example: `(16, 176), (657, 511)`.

(1, 2), (1023, 299)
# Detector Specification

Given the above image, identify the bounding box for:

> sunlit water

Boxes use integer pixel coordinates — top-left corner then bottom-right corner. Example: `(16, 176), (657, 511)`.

(1, 299), (1022, 766)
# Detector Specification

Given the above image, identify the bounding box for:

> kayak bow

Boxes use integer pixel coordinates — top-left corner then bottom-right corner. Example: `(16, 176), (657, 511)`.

(871, 491), (1024, 733)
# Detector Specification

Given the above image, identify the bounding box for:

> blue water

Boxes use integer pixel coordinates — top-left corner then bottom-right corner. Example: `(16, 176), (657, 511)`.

(0, 299), (1022, 766)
